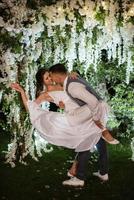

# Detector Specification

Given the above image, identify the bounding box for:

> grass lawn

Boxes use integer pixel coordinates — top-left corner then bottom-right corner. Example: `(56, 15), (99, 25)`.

(0, 134), (134, 200)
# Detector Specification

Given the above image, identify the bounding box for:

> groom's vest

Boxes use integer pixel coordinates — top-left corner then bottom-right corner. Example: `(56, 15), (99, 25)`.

(66, 77), (102, 106)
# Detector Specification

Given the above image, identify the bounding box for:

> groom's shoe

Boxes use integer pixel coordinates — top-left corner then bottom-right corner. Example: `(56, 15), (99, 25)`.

(93, 171), (109, 181)
(62, 177), (84, 187)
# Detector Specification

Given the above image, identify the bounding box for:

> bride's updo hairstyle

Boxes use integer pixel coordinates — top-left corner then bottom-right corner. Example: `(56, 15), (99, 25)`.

(35, 68), (48, 97)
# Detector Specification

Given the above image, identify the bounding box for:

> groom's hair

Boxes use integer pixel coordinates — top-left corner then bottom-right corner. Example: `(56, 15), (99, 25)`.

(49, 63), (68, 74)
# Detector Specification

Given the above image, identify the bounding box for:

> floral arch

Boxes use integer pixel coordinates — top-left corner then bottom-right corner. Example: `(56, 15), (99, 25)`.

(0, 0), (134, 166)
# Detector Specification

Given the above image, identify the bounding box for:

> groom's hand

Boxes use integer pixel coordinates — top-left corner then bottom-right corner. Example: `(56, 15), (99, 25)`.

(68, 71), (79, 79)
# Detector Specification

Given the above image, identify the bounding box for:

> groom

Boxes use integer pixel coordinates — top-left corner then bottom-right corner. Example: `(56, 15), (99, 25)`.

(49, 63), (109, 187)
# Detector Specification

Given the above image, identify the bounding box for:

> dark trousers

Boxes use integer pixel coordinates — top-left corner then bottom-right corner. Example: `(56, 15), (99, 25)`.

(76, 138), (108, 180)
(96, 137), (108, 175)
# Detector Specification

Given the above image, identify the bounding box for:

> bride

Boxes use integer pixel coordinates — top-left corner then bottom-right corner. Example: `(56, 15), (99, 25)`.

(10, 69), (118, 152)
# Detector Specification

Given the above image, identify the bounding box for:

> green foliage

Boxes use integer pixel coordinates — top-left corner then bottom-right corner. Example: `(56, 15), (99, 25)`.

(127, 16), (134, 25)
(0, 30), (22, 53)
(116, 0), (124, 27)
(94, 6), (106, 25)
(74, 9), (85, 34)
(85, 59), (134, 140)
(72, 60), (86, 77)
(53, 25), (64, 44)
(91, 26), (103, 45)
(129, 46), (134, 65)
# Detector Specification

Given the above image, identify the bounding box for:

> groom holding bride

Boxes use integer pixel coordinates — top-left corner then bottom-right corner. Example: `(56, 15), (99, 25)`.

(49, 63), (119, 187)
(11, 63), (119, 187)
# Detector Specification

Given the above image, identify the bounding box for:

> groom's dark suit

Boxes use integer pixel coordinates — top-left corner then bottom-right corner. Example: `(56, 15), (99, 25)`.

(65, 76), (108, 180)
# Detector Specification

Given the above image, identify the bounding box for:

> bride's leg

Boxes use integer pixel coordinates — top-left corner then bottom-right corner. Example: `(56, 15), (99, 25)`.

(102, 129), (119, 145)
(68, 153), (79, 177)
(68, 160), (78, 176)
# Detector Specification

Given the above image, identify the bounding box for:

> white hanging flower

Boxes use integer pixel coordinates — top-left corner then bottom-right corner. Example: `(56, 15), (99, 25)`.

(3, 49), (16, 65)
(78, 32), (86, 63)
(0, 16), (5, 27)
(69, 1), (77, 10)
(131, 137), (134, 161)
(31, 18), (44, 37)
(33, 42), (42, 61)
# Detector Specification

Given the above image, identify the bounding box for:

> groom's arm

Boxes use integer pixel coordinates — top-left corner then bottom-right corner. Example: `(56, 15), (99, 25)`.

(68, 82), (101, 121)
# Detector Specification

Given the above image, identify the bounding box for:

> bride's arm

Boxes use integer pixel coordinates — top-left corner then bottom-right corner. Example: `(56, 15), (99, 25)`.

(10, 83), (54, 109)
(10, 83), (29, 110)
(10, 83), (54, 105)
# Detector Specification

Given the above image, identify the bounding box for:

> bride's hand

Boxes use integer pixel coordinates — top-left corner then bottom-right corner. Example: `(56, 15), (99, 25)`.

(10, 83), (24, 93)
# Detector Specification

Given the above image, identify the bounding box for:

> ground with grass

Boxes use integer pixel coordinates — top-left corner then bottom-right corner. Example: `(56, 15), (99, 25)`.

(0, 133), (134, 200)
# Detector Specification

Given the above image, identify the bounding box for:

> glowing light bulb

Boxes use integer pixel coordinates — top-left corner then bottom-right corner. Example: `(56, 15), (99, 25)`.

(58, 7), (62, 12)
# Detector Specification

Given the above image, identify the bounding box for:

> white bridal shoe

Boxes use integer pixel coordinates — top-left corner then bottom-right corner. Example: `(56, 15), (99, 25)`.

(62, 177), (84, 187)
(102, 136), (120, 145)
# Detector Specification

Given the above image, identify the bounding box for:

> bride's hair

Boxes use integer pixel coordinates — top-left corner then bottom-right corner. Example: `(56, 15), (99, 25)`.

(35, 68), (48, 97)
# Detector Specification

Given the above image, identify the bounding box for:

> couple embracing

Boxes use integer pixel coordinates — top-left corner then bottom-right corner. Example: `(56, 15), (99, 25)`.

(11, 63), (119, 187)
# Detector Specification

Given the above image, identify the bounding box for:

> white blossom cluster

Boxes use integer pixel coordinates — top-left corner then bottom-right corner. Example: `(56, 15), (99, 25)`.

(41, 0), (134, 81)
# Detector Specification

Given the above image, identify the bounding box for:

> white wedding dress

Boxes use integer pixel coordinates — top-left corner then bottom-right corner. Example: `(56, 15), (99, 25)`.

(27, 91), (109, 152)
